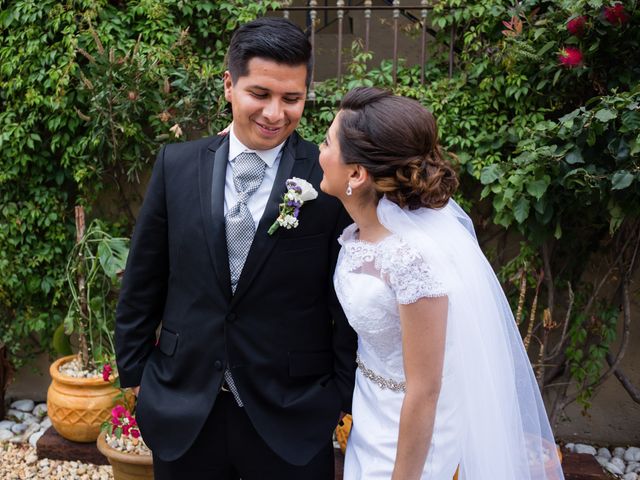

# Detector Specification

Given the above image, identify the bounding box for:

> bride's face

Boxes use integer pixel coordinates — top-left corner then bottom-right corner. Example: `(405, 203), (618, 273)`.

(319, 113), (352, 199)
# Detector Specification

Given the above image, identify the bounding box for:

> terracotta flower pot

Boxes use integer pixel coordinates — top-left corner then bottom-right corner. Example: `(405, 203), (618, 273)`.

(47, 354), (121, 442)
(97, 430), (154, 480)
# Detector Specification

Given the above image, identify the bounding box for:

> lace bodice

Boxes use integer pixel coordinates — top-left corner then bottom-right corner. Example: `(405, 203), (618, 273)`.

(334, 224), (448, 379)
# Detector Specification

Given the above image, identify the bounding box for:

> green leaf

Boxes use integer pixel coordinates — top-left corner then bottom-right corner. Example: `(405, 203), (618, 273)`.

(525, 177), (550, 199)
(594, 108), (617, 123)
(513, 197), (530, 224)
(611, 171), (635, 190)
(565, 148), (584, 164)
(480, 164), (502, 184)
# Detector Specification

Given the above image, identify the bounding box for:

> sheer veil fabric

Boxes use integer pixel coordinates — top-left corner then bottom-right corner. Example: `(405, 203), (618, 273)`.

(375, 197), (564, 480)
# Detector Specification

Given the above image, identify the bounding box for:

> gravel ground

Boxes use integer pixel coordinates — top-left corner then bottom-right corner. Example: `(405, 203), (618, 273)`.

(0, 442), (113, 480)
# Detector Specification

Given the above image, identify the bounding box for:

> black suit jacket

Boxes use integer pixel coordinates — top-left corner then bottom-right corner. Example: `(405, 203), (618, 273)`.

(115, 132), (357, 465)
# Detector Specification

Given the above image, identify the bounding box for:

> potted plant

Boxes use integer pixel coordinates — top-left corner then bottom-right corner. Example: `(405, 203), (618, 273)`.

(97, 403), (153, 480)
(47, 206), (131, 442)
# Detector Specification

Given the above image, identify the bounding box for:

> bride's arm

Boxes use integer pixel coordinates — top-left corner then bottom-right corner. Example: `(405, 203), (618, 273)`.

(392, 295), (448, 480)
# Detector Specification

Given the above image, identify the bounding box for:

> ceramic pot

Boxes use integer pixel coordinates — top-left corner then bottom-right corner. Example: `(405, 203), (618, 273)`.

(97, 430), (153, 480)
(47, 354), (121, 442)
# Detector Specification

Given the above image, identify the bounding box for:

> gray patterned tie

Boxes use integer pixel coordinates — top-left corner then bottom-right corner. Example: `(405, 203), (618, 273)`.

(223, 152), (266, 406)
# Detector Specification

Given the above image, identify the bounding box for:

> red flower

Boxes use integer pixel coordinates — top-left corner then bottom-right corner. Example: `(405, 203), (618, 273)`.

(558, 47), (583, 67)
(604, 3), (630, 26)
(131, 429), (141, 439)
(567, 15), (587, 36)
(101, 364), (113, 382)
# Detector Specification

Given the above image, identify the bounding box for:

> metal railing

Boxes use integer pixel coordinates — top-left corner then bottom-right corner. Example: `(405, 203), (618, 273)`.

(276, 1), (457, 100)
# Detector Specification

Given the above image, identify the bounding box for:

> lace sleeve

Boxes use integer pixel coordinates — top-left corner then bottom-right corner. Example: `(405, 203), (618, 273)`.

(377, 238), (448, 304)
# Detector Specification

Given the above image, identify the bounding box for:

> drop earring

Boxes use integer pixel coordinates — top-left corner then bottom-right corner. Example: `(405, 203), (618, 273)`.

(346, 184), (353, 196)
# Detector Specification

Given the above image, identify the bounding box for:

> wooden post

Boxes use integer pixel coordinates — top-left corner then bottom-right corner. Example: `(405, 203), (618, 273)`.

(74, 206), (91, 370)
(0, 342), (11, 420)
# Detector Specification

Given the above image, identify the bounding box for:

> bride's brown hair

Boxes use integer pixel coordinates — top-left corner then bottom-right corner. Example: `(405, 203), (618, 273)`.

(338, 87), (458, 209)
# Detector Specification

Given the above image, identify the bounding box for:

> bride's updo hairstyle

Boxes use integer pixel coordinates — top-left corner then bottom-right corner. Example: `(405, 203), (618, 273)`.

(338, 87), (458, 209)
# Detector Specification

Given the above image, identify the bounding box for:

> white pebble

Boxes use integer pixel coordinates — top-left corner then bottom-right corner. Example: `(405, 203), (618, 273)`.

(612, 457), (627, 471)
(29, 430), (45, 447)
(595, 456), (610, 467)
(0, 429), (15, 441)
(32, 403), (47, 419)
(623, 473), (638, 480)
(625, 448), (640, 463)
(565, 443), (575, 452)
(11, 423), (28, 435)
(615, 447), (627, 458)
(0, 420), (16, 430)
(10, 399), (35, 412)
(40, 417), (52, 429)
(607, 462), (625, 475)
(627, 462), (640, 474)
(598, 447), (612, 459)
(574, 443), (597, 455)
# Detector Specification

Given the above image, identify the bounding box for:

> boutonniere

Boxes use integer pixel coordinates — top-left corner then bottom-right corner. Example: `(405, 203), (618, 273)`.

(268, 177), (318, 235)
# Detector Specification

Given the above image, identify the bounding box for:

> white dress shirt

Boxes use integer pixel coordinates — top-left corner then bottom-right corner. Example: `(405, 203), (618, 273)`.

(224, 124), (285, 229)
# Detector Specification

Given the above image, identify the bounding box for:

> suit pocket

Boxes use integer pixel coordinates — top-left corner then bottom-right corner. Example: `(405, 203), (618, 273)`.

(288, 350), (333, 377)
(157, 328), (179, 357)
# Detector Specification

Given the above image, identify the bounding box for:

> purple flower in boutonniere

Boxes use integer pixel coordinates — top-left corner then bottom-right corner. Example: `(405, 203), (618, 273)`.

(268, 177), (318, 235)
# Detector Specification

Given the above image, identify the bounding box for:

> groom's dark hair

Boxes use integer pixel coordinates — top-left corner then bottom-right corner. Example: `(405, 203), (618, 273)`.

(226, 17), (313, 87)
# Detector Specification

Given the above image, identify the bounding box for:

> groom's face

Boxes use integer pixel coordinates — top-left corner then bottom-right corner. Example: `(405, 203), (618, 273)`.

(224, 57), (307, 151)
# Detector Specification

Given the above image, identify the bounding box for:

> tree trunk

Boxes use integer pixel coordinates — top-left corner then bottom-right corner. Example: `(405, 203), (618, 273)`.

(0, 343), (12, 420)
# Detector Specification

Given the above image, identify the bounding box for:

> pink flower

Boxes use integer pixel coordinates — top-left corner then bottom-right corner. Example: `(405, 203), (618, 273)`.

(558, 47), (583, 67)
(101, 364), (113, 382)
(604, 3), (630, 26)
(112, 405), (127, 417)
(122, 424), (130, 436)
(130, 429), (141, 439)
(567, 15), (587, 36)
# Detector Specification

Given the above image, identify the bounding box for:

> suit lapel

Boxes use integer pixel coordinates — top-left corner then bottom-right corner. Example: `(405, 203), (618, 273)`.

(200, 136), (232, 300)
(231, 133), (316, 306)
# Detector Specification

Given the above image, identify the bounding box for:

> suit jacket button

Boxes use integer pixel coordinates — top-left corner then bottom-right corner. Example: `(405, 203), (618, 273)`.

(226, 312), (237, 323)
(214, 360), (223, 371)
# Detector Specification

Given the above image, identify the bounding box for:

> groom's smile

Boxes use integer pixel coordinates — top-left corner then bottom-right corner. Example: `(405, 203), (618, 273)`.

(223, 57), (307, 151)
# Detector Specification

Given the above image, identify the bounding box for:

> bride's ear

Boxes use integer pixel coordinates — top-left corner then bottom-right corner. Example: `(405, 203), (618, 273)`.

(349, 164), (370, 190)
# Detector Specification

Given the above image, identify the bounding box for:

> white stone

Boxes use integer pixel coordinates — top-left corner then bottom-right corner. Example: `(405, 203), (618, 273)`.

(574, 443), (597, 455)
(20, 413), (39, 425)
(40, 416), (52, 429)
(607, 462), (625, 475)
(615, 447), (627, 458)
(6, 408), (27, 421)
(11, 423), (28, 434)
(625, 448), (640, 463)
(564, 443), (575, 452)
(627, 463), (640, 474)
(32, 403), (47, 418)
(0, 420), (16, 431)
(0, 429), (14, 441)
(612, 457), (627, 471)
(10, 399), (35, 412)
(598, 447), (612, 459)
(29, 429), (45, 447)
(623, 473), (638, 480)
(595, 456), (610, 467)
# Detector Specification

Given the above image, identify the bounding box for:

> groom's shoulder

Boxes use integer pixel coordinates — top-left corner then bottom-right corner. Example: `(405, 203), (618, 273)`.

(290, 131), (319, 159)
(162, 135), (220, 157)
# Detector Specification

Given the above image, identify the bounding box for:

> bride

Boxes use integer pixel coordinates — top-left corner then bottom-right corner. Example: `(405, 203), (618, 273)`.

(319, 87), (564, 480)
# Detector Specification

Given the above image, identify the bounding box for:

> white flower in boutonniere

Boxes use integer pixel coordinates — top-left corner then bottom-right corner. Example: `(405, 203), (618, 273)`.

(268, 177), (318, 235)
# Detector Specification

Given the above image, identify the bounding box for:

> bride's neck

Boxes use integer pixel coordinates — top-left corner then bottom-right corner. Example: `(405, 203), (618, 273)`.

(345, 201), (390, 243)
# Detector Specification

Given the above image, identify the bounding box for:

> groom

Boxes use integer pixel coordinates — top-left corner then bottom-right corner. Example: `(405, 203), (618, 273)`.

(115, 17), (357, 480)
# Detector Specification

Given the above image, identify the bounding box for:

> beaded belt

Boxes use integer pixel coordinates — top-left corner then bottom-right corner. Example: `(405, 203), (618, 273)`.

(356, 354), (406, 393)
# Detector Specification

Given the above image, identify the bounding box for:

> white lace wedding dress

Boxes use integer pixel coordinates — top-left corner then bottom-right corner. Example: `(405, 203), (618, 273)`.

(334, 197), (565, 480)
(335, 224), (462, 479)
